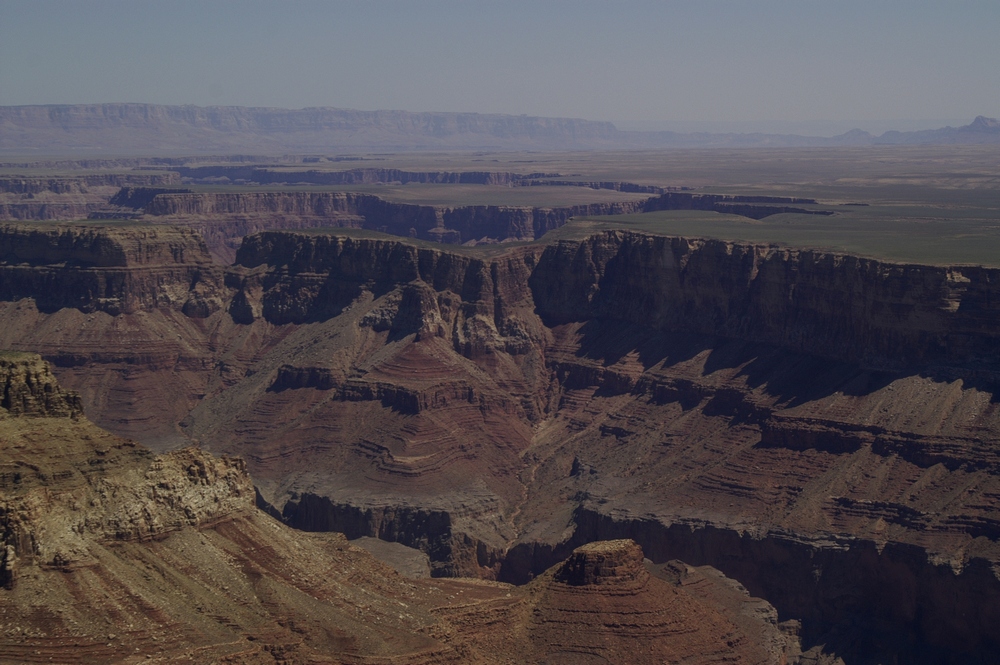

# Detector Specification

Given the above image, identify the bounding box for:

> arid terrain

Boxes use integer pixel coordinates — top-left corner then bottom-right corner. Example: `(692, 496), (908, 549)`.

(3, 146), (1000, 663)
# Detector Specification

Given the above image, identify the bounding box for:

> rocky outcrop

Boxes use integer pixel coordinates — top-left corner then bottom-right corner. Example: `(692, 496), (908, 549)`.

(0, 223), (225, 315)
(0, 352), (82, 418)
(237, 229), (1000, 371)
(140, 189), (650, 247)
(107, 185), (192, 208)
(553, 539), (647, 586)
(525, 506), (1000, 664)
(5, 223), (1000, 662)
(0, 355), (248, 566)
(138, 189), (826, 249)
(0, 173), (180, 195)
(523, 539), (795, 664)
(280, 493), (506, 577)
(0, 350), (804, 663)
(0, 173), (181, 221)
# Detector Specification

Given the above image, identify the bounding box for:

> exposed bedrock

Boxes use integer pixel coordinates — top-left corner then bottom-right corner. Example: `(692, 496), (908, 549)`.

(531, 230), (1000, 368)
(502, 507), (1000, 664)
(4, 224), (1000, 661)
(278, 492), (506, 578)
(0, 173), (180, 196)
(0, 223), (225, 315)
(139, 189), (652, 253)
(240, 228), (1000, 370)
(0, 174), (181, 222)
(216, 228), (1000, 662)
(0, 351), (83, 418)
(115, 186), (830, 261)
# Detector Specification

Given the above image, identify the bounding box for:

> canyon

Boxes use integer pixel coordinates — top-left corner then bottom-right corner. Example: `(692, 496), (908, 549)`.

(0, 351), (813, 663)
(1, 215), (999, 663)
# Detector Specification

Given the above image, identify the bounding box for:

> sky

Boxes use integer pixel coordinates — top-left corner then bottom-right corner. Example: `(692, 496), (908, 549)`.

(2, 0), (998, 135)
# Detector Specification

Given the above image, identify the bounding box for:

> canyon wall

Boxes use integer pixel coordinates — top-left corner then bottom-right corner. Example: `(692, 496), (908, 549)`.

(0, 173), (180, 221)
(239, 229), (1000, 370)
(0, 224), (224, 315)
(3, 222), (1000, 661)
(531, 231), (1000, 368)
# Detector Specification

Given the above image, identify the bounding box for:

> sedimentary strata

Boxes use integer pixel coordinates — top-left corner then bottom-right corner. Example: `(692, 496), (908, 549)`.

(1, 223), (999, 661)
(0, 355), (797, 664)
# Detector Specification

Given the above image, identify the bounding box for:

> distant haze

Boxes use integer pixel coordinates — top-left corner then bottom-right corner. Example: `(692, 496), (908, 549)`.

(2, 0), (998, 135)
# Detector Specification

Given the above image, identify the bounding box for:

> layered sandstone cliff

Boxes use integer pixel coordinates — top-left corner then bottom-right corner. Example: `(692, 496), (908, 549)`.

(2, 222), (1000, 661)
(0, 223), (224, 315)
(531, 231), (1000, 368)
(0, 353), (800, 664)
(136, 189), (825, 255)
(0, 173), (179, 221)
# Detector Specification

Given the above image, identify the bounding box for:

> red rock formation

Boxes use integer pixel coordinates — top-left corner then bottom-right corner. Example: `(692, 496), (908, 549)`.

(2, 223), (1000, 660)
(1, 354), (801, 664)
(0, 223), (223, 316)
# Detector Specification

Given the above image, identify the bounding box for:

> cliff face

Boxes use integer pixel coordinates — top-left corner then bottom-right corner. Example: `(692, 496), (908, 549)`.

(531, 231), (1000, 368)
(132, 188), (829, 263)
(173, 165), (559, 186)
(134, 188), (657, 262)
(0, 359), (235, 536)
(0, 352), (801, 663)
(239, 229), (1000, 370)
(0, 103), (624, 153)
(0, 173), (180, 222)
(4, 224), (1000, 660)
(0, 224), (225, 315)
(221, 233), (548, 577)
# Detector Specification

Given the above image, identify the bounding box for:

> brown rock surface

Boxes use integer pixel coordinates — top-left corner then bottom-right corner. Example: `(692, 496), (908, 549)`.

(518, 539), (790, 664)
(0, 355), (798, 664)
(2, 223), (1000, 660)
(0, 174), (179, 221)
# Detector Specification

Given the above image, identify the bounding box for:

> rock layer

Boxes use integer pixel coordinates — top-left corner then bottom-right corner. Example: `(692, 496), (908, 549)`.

(0, 355), (800, 664)
(0, 223), (223, 315)
(2, 223), (1000, 661)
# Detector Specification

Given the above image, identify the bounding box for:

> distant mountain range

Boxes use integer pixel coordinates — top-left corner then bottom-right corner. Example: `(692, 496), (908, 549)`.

(1, 104), (998, 155)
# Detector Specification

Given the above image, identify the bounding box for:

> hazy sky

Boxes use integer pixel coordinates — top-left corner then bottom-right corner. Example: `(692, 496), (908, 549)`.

(2, 0), (998, 134)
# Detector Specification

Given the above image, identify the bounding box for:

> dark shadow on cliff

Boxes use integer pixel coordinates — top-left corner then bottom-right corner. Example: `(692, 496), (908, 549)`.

(562, 318), (1000, 407)
(569, 319), (710, 369)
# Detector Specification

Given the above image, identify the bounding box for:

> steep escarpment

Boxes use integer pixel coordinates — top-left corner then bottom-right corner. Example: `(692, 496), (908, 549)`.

(136, 189), (655, 258)
(0, 223), (224, 315)
(517, 539), (797, 664)
(4, 223), (1000, 661)
(531, 230), (1000, 368)
(136, 189), (826, 254)
(217, 229), (1000, 661)
(0, 351), (82, 418)
(0, 351), (461, 663)
(173, 165), (559, 186)
(0, 173), (179, 221)
(0, 173), (180, 195)
(196, 232), (550, 576)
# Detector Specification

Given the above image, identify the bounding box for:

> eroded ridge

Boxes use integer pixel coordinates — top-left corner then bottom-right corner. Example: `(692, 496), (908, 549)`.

(0, 354), (802, 664)
(2, 223), (1000, 660)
